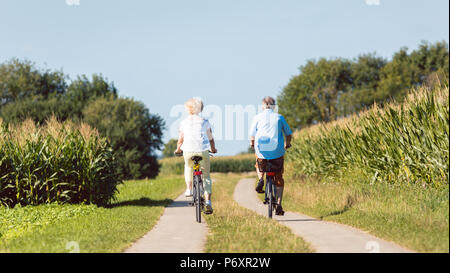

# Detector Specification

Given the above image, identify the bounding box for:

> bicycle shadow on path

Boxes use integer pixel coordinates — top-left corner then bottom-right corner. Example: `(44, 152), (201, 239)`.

(107, 197), (174, 208)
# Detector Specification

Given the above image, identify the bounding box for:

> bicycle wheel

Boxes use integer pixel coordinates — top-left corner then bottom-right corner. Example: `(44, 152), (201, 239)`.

(267, 177), (273, 218)
(195, 175), (202, 223)
(272, 183), (277, 214)
(192, 178), (197, 207)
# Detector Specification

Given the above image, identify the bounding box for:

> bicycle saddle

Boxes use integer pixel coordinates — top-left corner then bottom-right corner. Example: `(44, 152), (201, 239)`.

(191, 156), (203, 162)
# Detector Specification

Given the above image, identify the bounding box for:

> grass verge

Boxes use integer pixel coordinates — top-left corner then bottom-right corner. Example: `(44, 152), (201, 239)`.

(204, 173), (313, 253)
(0, 176), (184, 253)
(281, 170), (449, 253)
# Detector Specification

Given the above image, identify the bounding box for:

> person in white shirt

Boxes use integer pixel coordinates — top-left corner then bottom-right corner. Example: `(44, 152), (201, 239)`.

(175, 98), (217, 214)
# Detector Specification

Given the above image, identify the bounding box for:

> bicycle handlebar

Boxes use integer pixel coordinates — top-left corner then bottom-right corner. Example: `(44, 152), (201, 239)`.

(174, 150), (217, 157)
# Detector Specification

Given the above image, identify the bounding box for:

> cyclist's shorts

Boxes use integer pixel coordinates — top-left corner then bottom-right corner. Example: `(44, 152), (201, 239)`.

(256, 156), (284, 172)
(255, 156), (284, 187)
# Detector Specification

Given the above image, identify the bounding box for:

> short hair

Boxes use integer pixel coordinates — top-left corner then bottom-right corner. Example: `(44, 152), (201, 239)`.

(185, 98), (204, 115)
(262, 96), (276, 109)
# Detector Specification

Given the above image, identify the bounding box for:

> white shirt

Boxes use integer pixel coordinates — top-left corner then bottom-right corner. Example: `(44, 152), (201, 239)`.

(179, 115), (212, 153)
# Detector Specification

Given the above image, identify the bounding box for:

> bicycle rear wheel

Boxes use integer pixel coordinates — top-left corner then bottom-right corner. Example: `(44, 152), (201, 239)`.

(267, 177), (273, 218)
(194, 176), (202, 223)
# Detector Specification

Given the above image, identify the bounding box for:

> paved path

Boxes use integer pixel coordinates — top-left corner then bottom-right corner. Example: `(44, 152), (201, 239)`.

(234, 178), (413, 253)
(123, 193), (207, 253)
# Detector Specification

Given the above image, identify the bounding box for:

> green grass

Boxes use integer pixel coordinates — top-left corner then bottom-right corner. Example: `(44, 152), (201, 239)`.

(204, 173), (313, 253)
(0, 176), (184, 253)
(280, 170), (449, 253)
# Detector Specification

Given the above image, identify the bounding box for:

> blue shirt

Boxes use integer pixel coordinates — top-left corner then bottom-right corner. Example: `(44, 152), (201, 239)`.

(249, 109), (293, 160)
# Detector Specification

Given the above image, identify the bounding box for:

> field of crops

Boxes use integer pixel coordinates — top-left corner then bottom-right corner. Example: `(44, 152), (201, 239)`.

(159, 153), (255, 175)
(286, 83), (449, 188)
(0, 117), (121, 207)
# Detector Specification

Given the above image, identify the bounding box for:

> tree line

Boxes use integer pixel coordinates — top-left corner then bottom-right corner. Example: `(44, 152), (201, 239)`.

(278, 41), (449, 129)
(0, 59), (164, 179)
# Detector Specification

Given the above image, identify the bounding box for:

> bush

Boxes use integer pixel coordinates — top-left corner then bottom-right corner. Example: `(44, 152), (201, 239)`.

(0, 117), (122, 207)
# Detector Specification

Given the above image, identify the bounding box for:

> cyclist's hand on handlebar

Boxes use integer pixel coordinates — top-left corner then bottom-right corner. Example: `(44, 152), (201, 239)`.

(285, 143), (292, 150)
(210, 148), (218, 154)
(174, 149), (183, 156)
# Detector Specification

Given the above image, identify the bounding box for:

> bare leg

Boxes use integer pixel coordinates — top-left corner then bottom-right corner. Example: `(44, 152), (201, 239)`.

(276, 186), (284, 205)
(185, 180), (192, 191)
(257, 169), (264, 180)
(204, 193), (211, 201)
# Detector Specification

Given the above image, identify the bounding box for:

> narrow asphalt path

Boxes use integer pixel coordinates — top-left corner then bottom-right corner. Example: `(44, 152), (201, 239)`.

(123, 193), (207, 253)
(234, 178), (413, 253)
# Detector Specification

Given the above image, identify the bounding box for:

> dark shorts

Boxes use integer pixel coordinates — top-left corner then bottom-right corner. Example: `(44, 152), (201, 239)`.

(255, 155), (285, 187)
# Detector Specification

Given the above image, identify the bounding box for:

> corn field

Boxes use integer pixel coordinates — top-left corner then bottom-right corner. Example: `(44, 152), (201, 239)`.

(287, 83), (449, 188)
(0, 117), (121, 207)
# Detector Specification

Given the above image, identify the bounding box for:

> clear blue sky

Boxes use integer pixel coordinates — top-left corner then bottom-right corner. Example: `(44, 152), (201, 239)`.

(1, 0), (448, 155)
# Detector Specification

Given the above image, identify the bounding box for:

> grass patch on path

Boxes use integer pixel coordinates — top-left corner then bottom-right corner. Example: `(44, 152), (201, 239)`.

(0, 176), (184, 253)
(204, 173), (313, 253)
(282, 171), (449, 253)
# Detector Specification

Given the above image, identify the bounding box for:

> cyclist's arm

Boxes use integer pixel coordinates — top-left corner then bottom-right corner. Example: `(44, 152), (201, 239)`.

(249, 116), (258, 149)
(175, 132), (184, 153)
(285, 134), (292, 149)
(280, 116), (293, 149)
(209, 139), (217, 153)
(207, 128), (217, 153)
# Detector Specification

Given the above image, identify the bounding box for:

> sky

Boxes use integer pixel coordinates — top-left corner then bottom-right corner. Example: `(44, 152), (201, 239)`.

(0, 0), (449, 155)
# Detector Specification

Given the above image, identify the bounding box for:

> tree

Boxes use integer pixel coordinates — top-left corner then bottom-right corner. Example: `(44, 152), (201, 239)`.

(278, 58), (352, 129)
(278, 41), (449, 129)
(377, 41), (449, 103)
(65, 74), (118, 120)
(0, 58), (166, 179)
(82, 96), (165, 179)
(338, 53), (387, 116)
(162, 139), (178, 158)
(0, 71), (118, 125)
(0, 58), (66, 107)
(0, 94), (75, 124)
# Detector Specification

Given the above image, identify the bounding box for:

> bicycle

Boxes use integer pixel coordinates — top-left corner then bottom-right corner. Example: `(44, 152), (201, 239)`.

(175, 151), (213, 223)
(191, 155), (205, 223)
(257, 146), (290, 219)
(259, 160), (279, 219)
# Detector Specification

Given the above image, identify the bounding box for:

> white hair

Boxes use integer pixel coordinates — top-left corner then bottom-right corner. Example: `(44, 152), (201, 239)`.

(262, 96), (276, 110)
(185, 98), (204, 115)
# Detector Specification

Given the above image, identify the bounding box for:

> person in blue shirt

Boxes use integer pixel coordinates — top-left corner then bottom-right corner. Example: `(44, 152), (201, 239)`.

(249, 96), (293, 216)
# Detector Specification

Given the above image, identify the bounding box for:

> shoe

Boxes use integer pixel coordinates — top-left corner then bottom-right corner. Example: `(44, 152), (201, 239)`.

(275, 205), (285, 216)
(204, 203), (213, 214)
(185, 189), (192, 197)
(255, 179), (265, 193)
